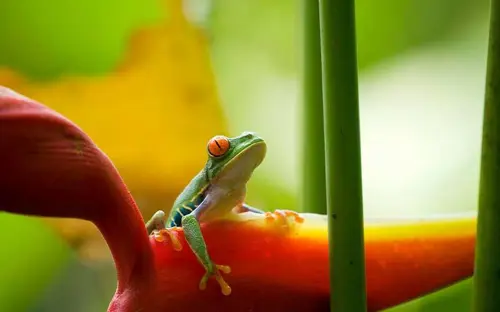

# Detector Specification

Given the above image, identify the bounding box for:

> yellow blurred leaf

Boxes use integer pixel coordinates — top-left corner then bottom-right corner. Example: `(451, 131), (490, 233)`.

(0, 0), (228, 260)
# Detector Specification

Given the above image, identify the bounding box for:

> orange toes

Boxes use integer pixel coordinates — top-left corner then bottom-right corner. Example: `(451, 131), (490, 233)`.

(281, 210), (305, 223)
(265, 209), (304, 226)
(264, 211), (280, 224)
(198, 263), (232, 296)
(154, 228), (183, 251)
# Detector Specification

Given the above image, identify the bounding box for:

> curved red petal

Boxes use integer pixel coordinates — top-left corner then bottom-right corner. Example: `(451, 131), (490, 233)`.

(132, 214), (475, 312)
(0, 86), (155, 294)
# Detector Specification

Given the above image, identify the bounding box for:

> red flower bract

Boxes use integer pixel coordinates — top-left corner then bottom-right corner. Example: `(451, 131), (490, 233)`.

(0, 86), (154, 311)
(145, 214), (475, 312)
(0, 86), (476, 312)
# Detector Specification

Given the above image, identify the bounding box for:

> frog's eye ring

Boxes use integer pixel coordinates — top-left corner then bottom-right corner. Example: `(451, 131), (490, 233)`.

(207, 135), (230, 157)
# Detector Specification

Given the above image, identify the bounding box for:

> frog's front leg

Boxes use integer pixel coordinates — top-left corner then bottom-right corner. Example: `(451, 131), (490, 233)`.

(182, 195), (232, 295)
(147, 210), (184, 251)
(146, 210), (166, 234)
(236, 204), (304, 225)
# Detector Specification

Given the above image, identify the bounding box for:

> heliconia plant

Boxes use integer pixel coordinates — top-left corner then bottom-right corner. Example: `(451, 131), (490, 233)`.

(0, 86), (155, 311)
(0, 86), (478, 311)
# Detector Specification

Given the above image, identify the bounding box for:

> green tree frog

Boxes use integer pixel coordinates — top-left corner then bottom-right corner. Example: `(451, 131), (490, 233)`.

(145, 132), (303, 296)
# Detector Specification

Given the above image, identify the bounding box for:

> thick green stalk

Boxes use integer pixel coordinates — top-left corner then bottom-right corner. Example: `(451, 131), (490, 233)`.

(300, 0), (326, 214)
(472, 0), (500, 311)
(318, 0), (367, 311)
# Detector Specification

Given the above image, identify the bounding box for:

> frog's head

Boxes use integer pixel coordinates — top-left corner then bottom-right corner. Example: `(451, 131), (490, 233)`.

(205, 131), (266, 183)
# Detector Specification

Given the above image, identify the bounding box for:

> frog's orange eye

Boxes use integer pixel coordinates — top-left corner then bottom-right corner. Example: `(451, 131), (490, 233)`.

(207, 135), (230, 157)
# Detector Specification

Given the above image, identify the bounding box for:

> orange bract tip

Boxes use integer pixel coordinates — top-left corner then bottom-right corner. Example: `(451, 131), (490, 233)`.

(207, 135), (230, 157)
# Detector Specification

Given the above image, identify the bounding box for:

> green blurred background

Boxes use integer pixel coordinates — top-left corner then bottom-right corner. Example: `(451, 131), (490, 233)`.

(0, 0), (490, 310)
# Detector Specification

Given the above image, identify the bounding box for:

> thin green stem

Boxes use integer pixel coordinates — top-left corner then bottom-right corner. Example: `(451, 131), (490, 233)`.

(472, 0), (500, 311)
(318, 0), (367, 311)
(300, 0), (326, 214)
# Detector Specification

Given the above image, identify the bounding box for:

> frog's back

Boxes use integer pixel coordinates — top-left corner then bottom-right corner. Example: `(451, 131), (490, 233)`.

(168, 170), (208, 227)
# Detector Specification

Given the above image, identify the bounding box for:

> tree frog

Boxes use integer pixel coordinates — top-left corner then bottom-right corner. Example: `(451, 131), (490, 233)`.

(146, 132), (303, 296)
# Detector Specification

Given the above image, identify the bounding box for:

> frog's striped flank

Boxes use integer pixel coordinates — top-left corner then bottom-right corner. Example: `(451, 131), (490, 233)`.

(169, 186), (207, 227)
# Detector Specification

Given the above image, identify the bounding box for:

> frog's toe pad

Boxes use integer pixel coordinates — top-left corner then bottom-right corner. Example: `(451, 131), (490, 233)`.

(217, 264), (231, 274)
(153, 228), (183, 251)
(199, 264), (232, 296)
(265, 209), (304, 225)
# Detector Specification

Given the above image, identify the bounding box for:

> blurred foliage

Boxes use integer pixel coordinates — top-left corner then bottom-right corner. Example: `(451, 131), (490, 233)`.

(354, 0), (483, 70)
(0, 0), (492, 311)
(0, 213), (69, 311)
(29, 259), (116, 312)
(0, 0), (161, 79)
(209, 0), (484, 77)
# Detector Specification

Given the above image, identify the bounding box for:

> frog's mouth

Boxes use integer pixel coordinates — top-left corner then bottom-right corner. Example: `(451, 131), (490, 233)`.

(214, 140), (267, 185)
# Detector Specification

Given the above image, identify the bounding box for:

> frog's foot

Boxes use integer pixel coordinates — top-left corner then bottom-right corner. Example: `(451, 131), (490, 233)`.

(199, 263), (232, 296)
(264, 209), (305, 225)
(153, 228), (183, 251)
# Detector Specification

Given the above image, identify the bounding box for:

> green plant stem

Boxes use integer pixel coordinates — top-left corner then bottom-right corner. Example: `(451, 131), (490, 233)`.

(472, 0), (500, 311)
(301, 0), (326, 214)
(318, 0), (367, 311)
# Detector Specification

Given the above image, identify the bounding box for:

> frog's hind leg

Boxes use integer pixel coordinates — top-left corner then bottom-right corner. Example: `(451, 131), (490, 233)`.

(181, 195), (232, 295)
(234, 203), (266, 214)
(235, 204), (304, 225)
(235, 204), (305, 226)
